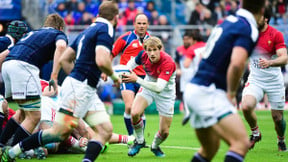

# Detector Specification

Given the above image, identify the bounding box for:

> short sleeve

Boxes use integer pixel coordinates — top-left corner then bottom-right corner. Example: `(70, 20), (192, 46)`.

(158, 63), (176, 81)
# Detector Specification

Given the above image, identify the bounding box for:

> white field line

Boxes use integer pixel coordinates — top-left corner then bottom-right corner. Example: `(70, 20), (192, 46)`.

(114, 143), (200, 150)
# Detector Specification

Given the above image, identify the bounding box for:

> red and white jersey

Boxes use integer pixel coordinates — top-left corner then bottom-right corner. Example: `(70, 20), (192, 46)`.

(249, 25), (286, 81)
(180, 41), (206, 92)
(135, 50), (176, 92)
(112, 30), (149, 76)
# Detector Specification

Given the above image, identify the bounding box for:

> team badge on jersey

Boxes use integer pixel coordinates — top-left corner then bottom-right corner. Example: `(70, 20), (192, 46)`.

(132, 43), (138, 48)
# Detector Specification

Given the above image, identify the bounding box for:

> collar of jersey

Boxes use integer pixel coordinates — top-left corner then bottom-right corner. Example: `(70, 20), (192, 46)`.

(236, 8), (257, 29)
(96, 17), (113, 30)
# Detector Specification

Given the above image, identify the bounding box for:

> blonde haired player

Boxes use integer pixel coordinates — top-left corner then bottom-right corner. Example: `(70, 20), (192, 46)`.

(122, 36), (176, 157)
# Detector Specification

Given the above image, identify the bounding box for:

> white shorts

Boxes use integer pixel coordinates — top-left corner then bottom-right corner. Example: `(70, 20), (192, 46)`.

(2, 60), (41, 99)
(183, 83), (237, 129)
(242, 78), (285, 110)
(41, 96), (59, 121)
(59, 77), (107, 118)
(137, 87), (175, 117)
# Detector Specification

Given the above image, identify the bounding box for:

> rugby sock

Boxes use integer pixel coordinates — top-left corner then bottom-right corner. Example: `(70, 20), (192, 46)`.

(141, 114), (146, 129)
(118, 134), (128, 144)
(132, 118), (144, 143)
(278, 136), (285, 143)
(251, 126), (260, 136)
(0, 112), (5, 135)
(124, 112), (133, 135)
(277, 118), (286, 137)
(151, 131), (167, 149)
(0, 117), (20, 145)
(191, 152), (210, 162)
(11, 125), (31, 146)
(224, 151), (244, 162)
(9, 131), (43, 159)
(82, 140), (102, 162)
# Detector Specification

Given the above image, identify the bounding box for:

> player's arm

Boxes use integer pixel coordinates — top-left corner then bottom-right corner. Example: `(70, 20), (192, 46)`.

(51, 39), (67, 81)
(259, 32), (288, 68)
(95, 45), (120, 86)
(260, 47), (288, 68)
(227, 46), (248, 101)
(0, 49), (9, 70)
(183, 57), (193, 68)
(60, 47), (76, 74)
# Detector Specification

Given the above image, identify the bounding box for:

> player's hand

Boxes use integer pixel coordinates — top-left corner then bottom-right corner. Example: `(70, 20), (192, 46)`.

(79, 137), (88, 147)
(113, 78), (121, 88)
(226, 92), (237, 107)
(259, 58), (271, 69)
(48, 79), (58, 96)
(122, 71), (138, 83)
(101, 73), (108, 81)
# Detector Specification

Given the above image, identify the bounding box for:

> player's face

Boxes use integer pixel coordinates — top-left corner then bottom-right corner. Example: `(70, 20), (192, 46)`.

(134, 15), (149, 38)
(183, 36), (192, 48)
(146, 46), (160, 63)
(257, 15), (265, 31)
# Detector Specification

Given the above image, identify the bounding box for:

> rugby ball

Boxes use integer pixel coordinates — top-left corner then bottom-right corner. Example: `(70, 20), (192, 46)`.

(113, 65), (131, 79)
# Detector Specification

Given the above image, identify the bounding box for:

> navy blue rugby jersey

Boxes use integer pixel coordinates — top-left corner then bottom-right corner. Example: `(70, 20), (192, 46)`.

(191, 8), (259, 90)
(5, 27), (68, 69)
(69, 17), (115, 88)
(0, 35), (13, 53)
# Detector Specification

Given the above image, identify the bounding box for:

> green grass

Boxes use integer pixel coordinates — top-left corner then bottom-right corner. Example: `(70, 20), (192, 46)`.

(10, 106), (288, 162)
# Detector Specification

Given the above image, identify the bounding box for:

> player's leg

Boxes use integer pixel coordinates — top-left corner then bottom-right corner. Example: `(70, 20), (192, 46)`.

(0, 110), (23, 146)
(271, 108), (287, 151)
(109, 133), (135, 145)
(191, 127), (220, 161)
(121, 88), (135, 135)
(267, 82), (286, 151)
(84, 110), (112, 161)
(10, 99), (41, 146)
(214, 113), (250, 162)
(2, 109), (78, 160)
(128, 91), (150, 157)
(150, 115), (172, 157)
(241, 83), (263, 149)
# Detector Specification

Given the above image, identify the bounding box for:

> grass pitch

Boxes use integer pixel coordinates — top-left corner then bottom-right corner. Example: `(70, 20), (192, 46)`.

(11, 106), (288, 162)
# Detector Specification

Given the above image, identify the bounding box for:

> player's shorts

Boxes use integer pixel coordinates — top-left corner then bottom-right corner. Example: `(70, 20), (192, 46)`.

(183, 83), (237, 129)
(2, 60), (41, 99)
(120, 75), (145, 93)
(41, 96), (58, 121)
(242, 78), (285, 110)
(137, 87), (176, 117)
(59, 76), (108, 118)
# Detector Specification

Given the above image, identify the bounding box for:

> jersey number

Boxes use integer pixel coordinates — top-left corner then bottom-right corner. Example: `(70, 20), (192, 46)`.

(202, 27), (223, 59)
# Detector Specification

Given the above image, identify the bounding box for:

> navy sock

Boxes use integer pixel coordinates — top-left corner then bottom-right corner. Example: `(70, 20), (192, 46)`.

(124, 117), (133, 135)
(11, 126), (30, 146)
(224, 151), (244, 162)
(19, 131), (42, 151)
(0, 118), (20, 145)
(82, 140), (102, 162)
(191, 152), (210, 162)
(0, 112), (5, 135)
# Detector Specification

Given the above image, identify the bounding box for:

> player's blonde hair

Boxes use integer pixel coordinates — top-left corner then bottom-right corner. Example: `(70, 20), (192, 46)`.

(43, 14), (65, 30)
(98, 1), (119, 21)
(143, 36), (163, 50)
